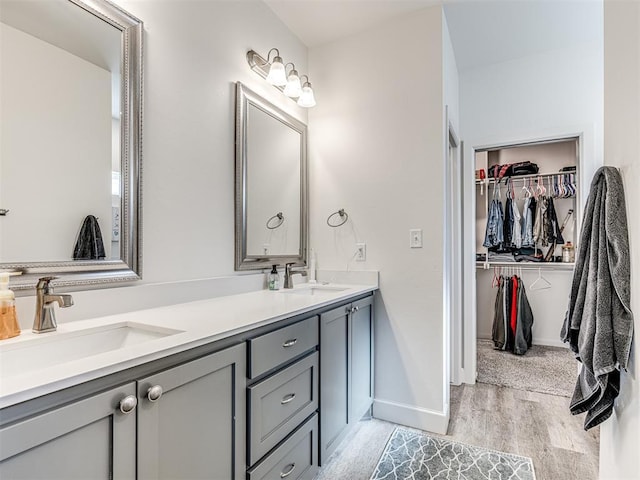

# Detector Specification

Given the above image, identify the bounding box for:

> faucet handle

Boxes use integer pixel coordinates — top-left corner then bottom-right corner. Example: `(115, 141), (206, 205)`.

(36, 276), (58, 290)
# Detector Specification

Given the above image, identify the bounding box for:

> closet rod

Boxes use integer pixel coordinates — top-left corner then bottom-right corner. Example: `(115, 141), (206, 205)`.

(475, 170), (578, 186)
(476, 261), (574, 271)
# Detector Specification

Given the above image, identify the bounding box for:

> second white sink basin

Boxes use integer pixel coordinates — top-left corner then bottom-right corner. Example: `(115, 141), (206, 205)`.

(0, 322), (183, 378)
(280, 285), (350, 296)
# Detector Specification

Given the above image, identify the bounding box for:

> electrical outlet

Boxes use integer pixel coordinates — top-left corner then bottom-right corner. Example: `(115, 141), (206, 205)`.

(410, 229), (423, 248)
(356, 243), (366, 261)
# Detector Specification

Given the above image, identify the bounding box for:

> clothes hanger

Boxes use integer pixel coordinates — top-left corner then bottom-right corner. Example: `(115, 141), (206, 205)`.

(492, 267), (501, 288)
(530, 267), (552, 291)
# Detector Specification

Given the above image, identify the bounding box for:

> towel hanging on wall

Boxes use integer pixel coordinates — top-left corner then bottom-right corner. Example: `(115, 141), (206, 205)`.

(561, 166), (634, 430)
(73, 215), (106, 260)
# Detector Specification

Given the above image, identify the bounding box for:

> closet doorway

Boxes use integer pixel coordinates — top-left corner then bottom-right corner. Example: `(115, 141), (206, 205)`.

(469, 134), (582, 392)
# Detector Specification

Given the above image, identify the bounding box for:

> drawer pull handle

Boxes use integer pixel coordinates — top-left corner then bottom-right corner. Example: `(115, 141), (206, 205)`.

(282, 339), (298, 348)
(147, 385), (163, 402)
(281, 393), (296, 404)
(119, 395), (138, 414)
(280, 463), (296, 478)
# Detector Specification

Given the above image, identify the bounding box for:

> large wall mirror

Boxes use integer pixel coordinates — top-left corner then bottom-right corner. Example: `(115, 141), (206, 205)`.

(235, 82), (308, 270)
(0, 0), (142, 290)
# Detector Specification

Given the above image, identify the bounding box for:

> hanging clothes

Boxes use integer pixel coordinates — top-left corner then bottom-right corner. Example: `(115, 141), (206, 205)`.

(483, 184), (504, 249)
(491, 274), (535, 355)
(533, 196), (548, 246)
(521, 196), (536, 248)
(503, 197), (513, 248)
(514, 279), (534, 355)
(544, 196), (565, 245)
(492, 276), (507, 350)
(511, 198), (523, 249)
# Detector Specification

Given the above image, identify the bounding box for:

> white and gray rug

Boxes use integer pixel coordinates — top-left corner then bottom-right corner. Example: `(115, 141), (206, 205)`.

(476, 339), (576, 397)
(370, 428), (536, 480)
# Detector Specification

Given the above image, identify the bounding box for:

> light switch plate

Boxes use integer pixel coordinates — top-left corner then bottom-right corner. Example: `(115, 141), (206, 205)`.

(356, 243), (366, 261)
(410, 229), (423, 248)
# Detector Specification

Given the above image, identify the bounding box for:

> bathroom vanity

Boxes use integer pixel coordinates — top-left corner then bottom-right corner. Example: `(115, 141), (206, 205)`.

(0, 284), (375, 479)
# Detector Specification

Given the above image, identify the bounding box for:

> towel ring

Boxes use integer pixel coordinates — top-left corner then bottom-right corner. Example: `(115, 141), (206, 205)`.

(327, 209), (348, 227)
(266, 212), (284, 230)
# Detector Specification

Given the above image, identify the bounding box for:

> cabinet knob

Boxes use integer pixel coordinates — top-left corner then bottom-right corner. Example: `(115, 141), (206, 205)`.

(119, 395), (138, 414)
(280, 393), (296, 405)
(282, 338), (298, 348)
(147, 385), (163, 402)
(280, 463), (296, 478)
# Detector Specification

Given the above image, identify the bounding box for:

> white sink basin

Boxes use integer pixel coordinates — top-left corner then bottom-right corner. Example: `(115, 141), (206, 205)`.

(280, 285), (350, 296)
(0, 322), (182, 378)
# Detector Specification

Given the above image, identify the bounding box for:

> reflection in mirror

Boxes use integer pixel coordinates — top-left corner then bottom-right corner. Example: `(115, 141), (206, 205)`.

(235, 82), (307, 270)
(0, 0), (142, 290)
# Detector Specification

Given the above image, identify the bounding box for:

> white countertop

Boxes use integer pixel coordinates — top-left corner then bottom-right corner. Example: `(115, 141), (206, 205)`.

(0, 283), (376, 409)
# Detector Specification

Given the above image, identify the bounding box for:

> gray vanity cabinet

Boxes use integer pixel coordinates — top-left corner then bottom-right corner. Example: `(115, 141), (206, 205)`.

(320, 295), (373, 464)
(137, 343), (246, 480)
(0, 382), (137, 479)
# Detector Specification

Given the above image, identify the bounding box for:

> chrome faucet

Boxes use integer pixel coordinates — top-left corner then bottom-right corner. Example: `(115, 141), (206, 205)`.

(283, 263), (307, 289)
(33, 277), (74, 333)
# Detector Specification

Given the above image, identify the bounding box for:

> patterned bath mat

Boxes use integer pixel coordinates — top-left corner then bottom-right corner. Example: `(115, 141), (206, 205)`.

(370, 428), (536, 480)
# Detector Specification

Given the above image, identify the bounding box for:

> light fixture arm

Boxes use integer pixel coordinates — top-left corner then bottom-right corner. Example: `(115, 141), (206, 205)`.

(266, 48), (280, 63)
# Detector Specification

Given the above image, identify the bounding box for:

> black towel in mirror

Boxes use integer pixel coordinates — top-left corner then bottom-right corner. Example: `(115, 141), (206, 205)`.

(73, 215), (106, 260)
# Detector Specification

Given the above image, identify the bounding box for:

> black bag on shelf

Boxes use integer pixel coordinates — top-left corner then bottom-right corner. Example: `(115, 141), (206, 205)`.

(509, 161), (539, 176)
(488, 161), (539, 179)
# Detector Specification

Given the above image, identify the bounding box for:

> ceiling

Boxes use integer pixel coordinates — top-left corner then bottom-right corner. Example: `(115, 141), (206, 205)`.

(264, 0), (603, 71)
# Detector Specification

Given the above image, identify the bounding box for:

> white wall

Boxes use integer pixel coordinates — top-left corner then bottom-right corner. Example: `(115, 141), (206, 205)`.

(1, 23), (112, 261)
(599, 1), (640, 477)
(11, 0), (309, 327)
(309, 7), (449, 433)
(460, 39), (604, 382)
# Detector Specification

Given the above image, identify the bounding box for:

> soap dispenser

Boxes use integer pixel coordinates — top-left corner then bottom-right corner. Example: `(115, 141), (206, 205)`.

(268, 265), (280, 291)
(0, 272), (20, 339)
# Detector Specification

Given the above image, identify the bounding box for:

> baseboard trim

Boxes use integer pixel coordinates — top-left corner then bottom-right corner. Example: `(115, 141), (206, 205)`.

(372, 399), (449, 435)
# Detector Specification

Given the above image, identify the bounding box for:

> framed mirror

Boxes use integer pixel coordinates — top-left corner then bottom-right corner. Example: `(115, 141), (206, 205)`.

(235, 82), (308, 270)
(0, 0), (142, 291)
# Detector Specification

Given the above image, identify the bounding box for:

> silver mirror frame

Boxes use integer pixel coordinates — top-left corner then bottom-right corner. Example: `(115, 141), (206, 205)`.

(235, 82), (308, 271)
(2, 0), (143, 291)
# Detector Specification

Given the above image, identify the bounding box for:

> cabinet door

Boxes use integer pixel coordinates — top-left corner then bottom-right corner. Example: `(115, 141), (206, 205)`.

(137, 343), (246, 480)
(350, 296), (373, 424)
(0, 383), (136, 479)
(319, 304), (350, 464)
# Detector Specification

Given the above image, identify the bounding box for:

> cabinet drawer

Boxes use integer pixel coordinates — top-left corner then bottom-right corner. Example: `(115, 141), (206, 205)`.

(248, 413), (318, 480)
(248, 316), (318, 379)
(248, 352), (318, 466)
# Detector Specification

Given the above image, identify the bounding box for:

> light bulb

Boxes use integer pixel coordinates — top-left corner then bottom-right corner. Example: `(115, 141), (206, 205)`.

(297, 82), (316, 108)
(266, 56), (287, 86)
(283, 69), (302, 97)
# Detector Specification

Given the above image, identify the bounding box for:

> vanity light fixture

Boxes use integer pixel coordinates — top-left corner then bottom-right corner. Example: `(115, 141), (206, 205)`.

(246, 48), (316, 107)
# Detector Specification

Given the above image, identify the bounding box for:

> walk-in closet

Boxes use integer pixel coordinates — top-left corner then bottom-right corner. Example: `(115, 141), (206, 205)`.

(474, 137), (579, 396)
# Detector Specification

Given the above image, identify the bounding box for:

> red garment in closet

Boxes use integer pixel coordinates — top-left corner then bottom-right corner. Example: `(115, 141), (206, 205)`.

(510, 276), (518, 336)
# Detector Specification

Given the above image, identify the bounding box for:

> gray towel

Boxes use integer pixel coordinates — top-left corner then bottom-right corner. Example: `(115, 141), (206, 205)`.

(73, 215), (106, 260)
(561, 166), (633, 430)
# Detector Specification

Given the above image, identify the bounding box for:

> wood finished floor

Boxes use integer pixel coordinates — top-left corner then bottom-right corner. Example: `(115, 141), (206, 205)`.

(315, 383), (599, 480)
